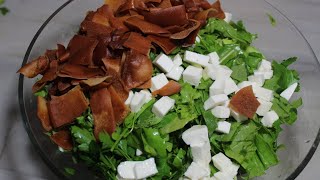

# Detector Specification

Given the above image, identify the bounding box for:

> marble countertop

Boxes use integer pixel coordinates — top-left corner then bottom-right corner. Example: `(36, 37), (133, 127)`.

(0, 0), (319, 179)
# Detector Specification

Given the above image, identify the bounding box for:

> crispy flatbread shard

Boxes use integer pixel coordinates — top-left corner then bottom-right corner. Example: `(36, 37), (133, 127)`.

(123, 32), (152, 56)
(48, 86), (89, 128)
(37, 96), (52, 131)
(32, 60), (59, 93)
(136, 79), (152, 89)
(50, 130), (73, 151)
(17, 56), (49, 78)
(229, 86), (260, 119)
(152, 80), (181, 96)
(67, 35), (99, 66)
(211, 0), (226, 19)
(58, 63), (105, 79)
(147, 35), (177, 54)
(102, 58), (121, 74)
(90, 88), (116, 138)
(108, 85), (130, 124)
(143, 5), (187, 27)
(170, 19), (201, 39)
(121, 50), (153, 89)
(124, 16), (171, 37)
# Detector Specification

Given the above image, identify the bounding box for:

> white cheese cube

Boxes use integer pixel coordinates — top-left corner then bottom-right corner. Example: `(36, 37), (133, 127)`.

(256, 98), (273, 116)
(139, 90), (152, 103)
(136, 149), (143, 156)
(166, 65), (184, 81)
(183, 66), (203, 86)
(208, 52), (220, 65)
(130, 92), (146, 112)
(152, 96), (175, 118)
(212, 66), (232, 80)
(248, 74), (265, 87)
(153, 53), (174, 73)
(196, 36), (201, 43)
(184, 51), (210, 67)
(125, 90), (134, 105)
(191, 141), (212, 165)
(134, 158), (158, 179)
(213, 172), (233, 180)
(212, 153), (232, 171)
(224, 78), (239, 95)
(182, 125), (209, 145)
(173, 54), (183, 66)
(184, 162), (210, 180)
(150, 73), (169, 92)
(254, 86), (273, 102)
(223, 100), (230, 107)
(210, 78), (225, 96)
(237, 81), (257, 90)
(254, 70), (273, 80)
(204, 94), (229, 110)
(216, 121), (231, 134)
(230, 109), (248, 122)
(223, 162), (240, 177)
(117, 161), (139, 179)
(223, 12), (232, 23)
(204, 64), (219, 80)
(280, 82), (298, 101)
(211, 106), (231, 119)
(258, 59), (272, 71)
(261, 111), (279, 127)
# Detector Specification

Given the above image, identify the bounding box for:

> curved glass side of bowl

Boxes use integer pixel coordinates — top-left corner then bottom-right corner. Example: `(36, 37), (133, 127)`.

(19, 0), (320, 179)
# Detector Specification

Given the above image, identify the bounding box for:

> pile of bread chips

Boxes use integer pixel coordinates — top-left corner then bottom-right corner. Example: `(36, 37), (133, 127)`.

(18, 0), (225, 149)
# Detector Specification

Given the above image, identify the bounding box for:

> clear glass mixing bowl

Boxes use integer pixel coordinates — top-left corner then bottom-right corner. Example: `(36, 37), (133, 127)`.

(18, 0), (320, 179)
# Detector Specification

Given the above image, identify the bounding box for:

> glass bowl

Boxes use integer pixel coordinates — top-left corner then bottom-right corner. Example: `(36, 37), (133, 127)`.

(18, 0), (320, 179)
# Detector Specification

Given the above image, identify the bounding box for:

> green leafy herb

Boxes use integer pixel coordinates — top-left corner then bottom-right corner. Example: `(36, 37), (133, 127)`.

(266, 13), (277, 27)
(64, 167), (75, 176)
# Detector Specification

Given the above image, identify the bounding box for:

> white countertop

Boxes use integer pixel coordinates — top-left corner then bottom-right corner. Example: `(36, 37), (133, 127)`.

(0, 0), (319, 179)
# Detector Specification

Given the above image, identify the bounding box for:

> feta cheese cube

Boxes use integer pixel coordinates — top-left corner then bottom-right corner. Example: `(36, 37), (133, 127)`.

(212, 153), (232, 171)
(230, 109), (248, 122)
(210, 78), (225, 96)
(136, 149), (143, 156)
(254, 70), (274, 80)
(223, 162), (240, 177)
(256, 98), (273, 116)
(125, 90), (134, 105)
(184, 162), (210, 180)
(237, 81), (257, 90)
(191, 141), (212, 165)
(182, 125), (209, 145)
(166, 65), (184, 81)
(184, 51), (210, 67)
(261, 111), (279, 127)
(196, 36), (201, 43)
(254, 86), (274, 102)
(258, 59), (272, 71)
(224, 78), (239, 95)
(153, 53), (174, 73)
(173, 54), (183, 66)
(248, 74), (265, 87)
(139, 90), (152, 103)
(152, 96), (175, 118)
(208, 52), (220, 65)
(130, 92), (146, 112)
(223, 12), (232, 23)
(223, 100), (230, 107)
(216, 121), (231, 134)
(213, 172), (233, 180)
(183, 66), (203, 86)
(117, 161), (139, 179)
(204, 64), (218, 80)
(280, 82), (298, 101)
(204, 94), (229, 110)
(150, 73), (169, 92)
(134, 158), (158, 179)
(211, 106), (231, 119)
(212, 66), (233, 80)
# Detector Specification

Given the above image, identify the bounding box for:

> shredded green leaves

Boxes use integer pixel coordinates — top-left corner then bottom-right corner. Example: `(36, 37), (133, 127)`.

(266, 13), (277, 27)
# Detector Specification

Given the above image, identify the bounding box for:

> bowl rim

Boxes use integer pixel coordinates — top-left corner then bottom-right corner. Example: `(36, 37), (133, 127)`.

(18, 0), (320, 179)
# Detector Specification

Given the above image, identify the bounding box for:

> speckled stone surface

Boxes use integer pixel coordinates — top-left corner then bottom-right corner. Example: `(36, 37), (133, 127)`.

(0, 0), (319, 179)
